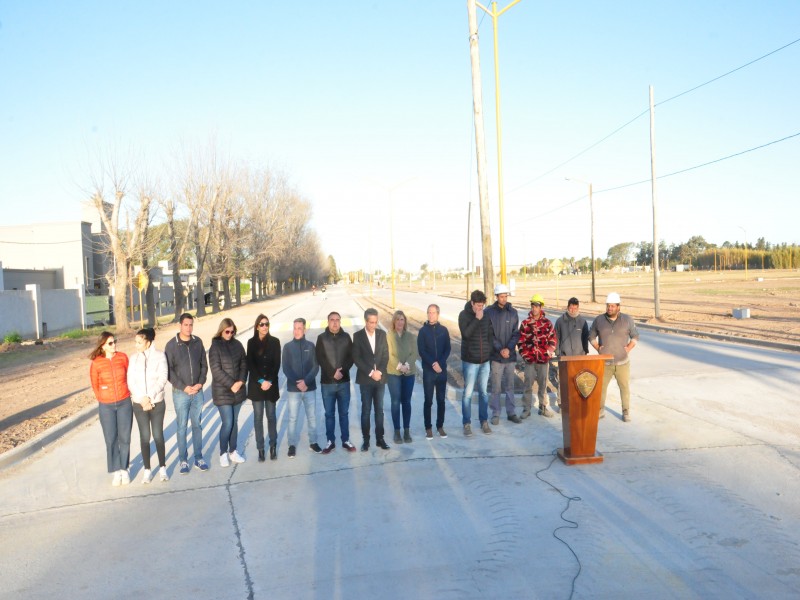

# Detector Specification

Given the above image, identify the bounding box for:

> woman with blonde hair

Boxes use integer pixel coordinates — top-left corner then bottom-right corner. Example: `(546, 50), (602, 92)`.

(387, 310), (419, 444)
(89, 331), (133, 486)
(209, 318), (248, 467)
(127, 328), (169, 483)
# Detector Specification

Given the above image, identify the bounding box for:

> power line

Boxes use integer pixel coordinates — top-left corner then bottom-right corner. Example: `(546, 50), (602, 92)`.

(0, 239), (84, 245)
(508, 36), (800, 195)
(515, 131), (800, 224)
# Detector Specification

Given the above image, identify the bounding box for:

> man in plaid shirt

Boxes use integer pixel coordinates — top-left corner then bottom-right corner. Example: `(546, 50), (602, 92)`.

(517, 294), (557, 418)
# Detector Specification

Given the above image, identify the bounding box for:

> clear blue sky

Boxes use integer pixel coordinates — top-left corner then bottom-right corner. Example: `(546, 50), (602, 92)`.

(1, 1), (798, 273)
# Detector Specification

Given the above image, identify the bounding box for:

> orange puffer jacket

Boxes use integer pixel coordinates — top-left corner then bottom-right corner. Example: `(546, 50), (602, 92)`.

(90, 353), (131, 403)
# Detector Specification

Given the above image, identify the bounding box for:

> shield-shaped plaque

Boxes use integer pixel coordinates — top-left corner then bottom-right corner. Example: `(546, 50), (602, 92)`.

(574, 370), (597, 399)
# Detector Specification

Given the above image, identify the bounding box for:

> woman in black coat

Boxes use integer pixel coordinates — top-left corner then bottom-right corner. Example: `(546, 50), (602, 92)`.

(247, 313), (282, 461)
(209, 318), (248, 467)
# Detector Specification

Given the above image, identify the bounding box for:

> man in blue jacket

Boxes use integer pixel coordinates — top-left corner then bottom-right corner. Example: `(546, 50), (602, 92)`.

(485, 284), (521, 424)
(417, 304), (451, 439)
(282, 318), (321, 457)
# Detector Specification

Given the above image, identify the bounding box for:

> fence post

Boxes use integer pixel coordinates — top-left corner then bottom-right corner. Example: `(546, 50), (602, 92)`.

(25, 284), (43, 339)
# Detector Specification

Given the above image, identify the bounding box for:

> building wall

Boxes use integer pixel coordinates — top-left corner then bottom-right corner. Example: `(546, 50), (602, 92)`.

(3, 268), (61, 291)
(0, 222), (87, 289)
(41, 289), (82, 334)
(0, 290), (36, 338)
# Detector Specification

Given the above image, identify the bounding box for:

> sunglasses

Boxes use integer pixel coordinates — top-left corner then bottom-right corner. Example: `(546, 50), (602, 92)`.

(223, 329), (234, 335)
(106, 340), (116, 345)
(258, 322), (269, 327)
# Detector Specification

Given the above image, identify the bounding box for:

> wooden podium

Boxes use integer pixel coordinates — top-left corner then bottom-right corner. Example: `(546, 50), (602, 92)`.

(556, 354), (612, 465)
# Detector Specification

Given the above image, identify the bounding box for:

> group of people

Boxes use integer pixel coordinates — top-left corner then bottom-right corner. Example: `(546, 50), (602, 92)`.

(457, 285), (639, 436)
(89, 291), (638, 486)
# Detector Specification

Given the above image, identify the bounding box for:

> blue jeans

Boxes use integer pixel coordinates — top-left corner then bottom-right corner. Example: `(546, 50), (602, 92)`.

(98, 398), (133, 472)
(461, 361), (490, 425)
(321, 383), (351, 444)
(217, 403), (242, 455)
(359, 382), (386, 442)
(172, 389), (204, 462)
(388, 374), (415, 431)
(422, 368), (447, 429)
(286, 390), (318, 447)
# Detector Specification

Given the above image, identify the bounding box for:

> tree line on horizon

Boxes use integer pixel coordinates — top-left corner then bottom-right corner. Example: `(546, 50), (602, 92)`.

(515, 235), (799, 276)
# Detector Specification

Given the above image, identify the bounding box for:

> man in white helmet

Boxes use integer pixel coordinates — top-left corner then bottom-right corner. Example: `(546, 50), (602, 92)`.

(484, 283), (521, 425)
(589, 292), (639, 422)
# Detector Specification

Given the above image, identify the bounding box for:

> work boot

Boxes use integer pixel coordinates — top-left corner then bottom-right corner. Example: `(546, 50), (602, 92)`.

(508, 414), (521, 424)
(539, 406), (554, 418)
(463, 424), (473, 437)
(520, 409), (531, 419)
(394, 430), (403, 444)
(481, 421), (492, 435)
(598, 409), (606, 419)
(622, 409), (631, 422)
(490, 415), (500, 426)
(403, 428), (412, 443)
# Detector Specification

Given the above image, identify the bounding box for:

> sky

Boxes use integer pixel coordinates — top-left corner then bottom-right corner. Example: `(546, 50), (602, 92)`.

(1, 1), (798, 275)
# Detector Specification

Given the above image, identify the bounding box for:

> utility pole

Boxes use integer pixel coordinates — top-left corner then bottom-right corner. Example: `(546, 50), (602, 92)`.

(467, 0), (495, 294)
(649, 85), (661, 319)
(476, 0), (521, 286)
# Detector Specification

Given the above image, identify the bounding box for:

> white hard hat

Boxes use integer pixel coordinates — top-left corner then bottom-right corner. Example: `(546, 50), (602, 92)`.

(606, 292), (621, 304)
(493, 283), (510, 295)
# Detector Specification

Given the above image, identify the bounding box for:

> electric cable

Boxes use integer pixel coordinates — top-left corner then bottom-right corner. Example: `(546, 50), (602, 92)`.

(535, 451), (583, 600)
(515, 130), (800, 224)
(508, 36), (800, 195)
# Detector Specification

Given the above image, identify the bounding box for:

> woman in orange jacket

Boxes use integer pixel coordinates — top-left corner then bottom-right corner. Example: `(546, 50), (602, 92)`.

(89, 331), (133, 486)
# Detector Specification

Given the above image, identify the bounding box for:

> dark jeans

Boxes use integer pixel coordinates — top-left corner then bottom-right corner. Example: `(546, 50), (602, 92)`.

(252, 400), (277, 449)
(132, 400), (166, 469)
(217, 403), (242, 454)
(98, 398), (133, 472)
(359, 382), (385, 442)
(388, 374), (415, 430)
(423, 368), (447, 429)
(321, 382), (351, 444)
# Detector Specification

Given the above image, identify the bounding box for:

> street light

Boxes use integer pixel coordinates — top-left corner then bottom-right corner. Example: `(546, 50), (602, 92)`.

(565, 178), (596, 303)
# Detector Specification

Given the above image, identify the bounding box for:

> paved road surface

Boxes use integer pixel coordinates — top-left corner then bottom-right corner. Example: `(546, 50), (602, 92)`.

(1, 285), (798, 599)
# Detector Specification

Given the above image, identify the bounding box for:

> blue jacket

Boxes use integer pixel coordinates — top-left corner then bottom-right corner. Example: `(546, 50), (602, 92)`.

(417, 321), (451, 373)
(484, 300), (520, 363)
(282, 337), (319, 392)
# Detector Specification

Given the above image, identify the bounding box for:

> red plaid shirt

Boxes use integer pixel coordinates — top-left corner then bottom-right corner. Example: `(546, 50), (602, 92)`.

(518, 310), (556, 364)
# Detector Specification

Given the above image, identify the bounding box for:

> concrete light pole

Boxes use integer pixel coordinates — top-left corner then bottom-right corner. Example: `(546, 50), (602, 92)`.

(467, 0), (496, 294)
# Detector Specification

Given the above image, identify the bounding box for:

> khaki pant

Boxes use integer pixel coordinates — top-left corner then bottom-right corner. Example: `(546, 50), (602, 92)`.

(522, 362), (550, 411)
(600, 362), (631, 412)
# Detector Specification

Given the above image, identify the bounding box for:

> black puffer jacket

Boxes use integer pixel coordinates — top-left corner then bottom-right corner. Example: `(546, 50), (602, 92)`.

(209, 337), (248, 406)
(458, 301), (494, 364)
(246, 334), (281, 402)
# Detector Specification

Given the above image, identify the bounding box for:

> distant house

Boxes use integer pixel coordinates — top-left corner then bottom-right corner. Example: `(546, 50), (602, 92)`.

(0, 202), (111, 293)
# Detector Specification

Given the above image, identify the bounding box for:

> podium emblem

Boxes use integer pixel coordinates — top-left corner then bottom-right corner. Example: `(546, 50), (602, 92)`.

(574, 370), (597, 399)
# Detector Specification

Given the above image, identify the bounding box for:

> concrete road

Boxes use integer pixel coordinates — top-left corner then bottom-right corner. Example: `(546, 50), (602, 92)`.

(0, 285), (798, 599)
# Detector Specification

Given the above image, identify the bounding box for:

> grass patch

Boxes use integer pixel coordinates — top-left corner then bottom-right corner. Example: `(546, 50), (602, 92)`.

(3, 332), (22, 344)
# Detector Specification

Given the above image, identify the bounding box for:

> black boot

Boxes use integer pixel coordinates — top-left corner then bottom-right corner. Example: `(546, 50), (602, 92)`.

(258, 448), (266, 462)
(269, 444), (277, 460)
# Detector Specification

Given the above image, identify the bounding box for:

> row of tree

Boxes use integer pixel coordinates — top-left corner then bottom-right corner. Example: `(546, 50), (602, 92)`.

(87, 143), (330, 330)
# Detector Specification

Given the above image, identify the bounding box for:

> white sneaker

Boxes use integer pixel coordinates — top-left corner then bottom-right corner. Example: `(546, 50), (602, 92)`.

(141, 469), (152, 484)
(159, 467), (169, 482)
(112, 471), (122, 486)
(228, 450), (245, 464)
(120, 470), (130, 485)
(219, 453), (230, 468)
